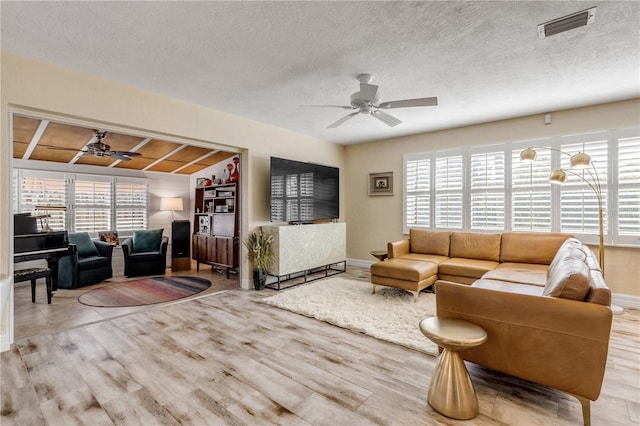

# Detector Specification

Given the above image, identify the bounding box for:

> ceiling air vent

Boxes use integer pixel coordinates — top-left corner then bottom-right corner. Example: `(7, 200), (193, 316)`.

(538, 7), (596, 39)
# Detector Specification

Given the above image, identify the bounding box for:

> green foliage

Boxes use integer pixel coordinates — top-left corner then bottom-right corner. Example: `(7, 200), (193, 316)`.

(243, 228), (274, 272)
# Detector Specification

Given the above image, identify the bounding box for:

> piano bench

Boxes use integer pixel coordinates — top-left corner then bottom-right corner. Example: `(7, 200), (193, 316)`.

(14, 267), (52, 304)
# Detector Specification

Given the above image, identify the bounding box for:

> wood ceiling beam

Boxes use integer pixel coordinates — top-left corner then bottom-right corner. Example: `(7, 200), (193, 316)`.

(69, 135), (98, 164)
(142, 144), (188, 171)
(172, 150), (220, 174)
(21, 119), (49, 160)
(108, 137), (152, 168)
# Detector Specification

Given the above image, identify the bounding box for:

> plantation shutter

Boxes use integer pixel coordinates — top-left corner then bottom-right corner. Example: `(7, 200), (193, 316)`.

(435, 153), (463, 229)
(559, 136), (608, 235)
(74, 176), (112, 232)
(404, 154), (431, 229)
(18, 170), (67, 231)
(115, 178), (148, 232)
(470, 150), (505, 230)
(511, 146), (552, 231)
(617, 133), (640, 238)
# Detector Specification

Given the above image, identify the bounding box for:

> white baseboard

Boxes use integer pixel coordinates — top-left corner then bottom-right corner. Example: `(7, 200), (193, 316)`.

(347, 258), (375, 268)
(346, 258), (639, 311)
(612, 293), (640, 310)
(0, 334), (10, 352)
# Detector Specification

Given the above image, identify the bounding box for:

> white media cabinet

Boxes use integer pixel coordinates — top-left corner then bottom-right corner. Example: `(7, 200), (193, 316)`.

(262, 222), (346, 289)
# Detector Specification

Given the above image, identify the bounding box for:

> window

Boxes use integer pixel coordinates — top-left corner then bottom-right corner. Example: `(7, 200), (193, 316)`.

(617, 130), (640, 242)
(74, 176), (112, 232)
(17, 170), (67, 230)
(13, 170), (148, 235)
(559, 133), (608, 235)
(435, 152), (463, 229)
(403, 127), (640, 247)
(115, 179), (148, 232)
(470, 150), (505, 230)
(404, 154), (431, 228)
(511, 145), (551, 231)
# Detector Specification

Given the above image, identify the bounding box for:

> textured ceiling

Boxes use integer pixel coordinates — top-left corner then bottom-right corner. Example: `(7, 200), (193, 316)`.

(2, 1), (639, 145)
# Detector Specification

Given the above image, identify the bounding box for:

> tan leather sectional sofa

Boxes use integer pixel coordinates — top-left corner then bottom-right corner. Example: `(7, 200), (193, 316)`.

(370, 229), (612, 426)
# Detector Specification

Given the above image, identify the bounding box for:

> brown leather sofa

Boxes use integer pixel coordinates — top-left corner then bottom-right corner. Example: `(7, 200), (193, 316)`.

(370, 230), (612, 426)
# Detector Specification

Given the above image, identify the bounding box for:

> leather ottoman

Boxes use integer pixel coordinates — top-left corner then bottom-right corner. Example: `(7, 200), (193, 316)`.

(371, 258), (438, 301)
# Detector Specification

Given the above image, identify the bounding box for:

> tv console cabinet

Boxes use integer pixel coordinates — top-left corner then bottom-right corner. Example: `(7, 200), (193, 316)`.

(262, 222), (346, 290)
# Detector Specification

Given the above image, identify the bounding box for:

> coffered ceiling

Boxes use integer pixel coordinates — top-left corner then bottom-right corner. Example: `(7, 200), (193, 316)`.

(12, 115), (235, 175)
(2, 2), (639, 145)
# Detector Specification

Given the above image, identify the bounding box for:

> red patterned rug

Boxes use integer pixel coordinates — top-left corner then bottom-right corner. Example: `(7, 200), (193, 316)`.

(78, 276), (211, 307)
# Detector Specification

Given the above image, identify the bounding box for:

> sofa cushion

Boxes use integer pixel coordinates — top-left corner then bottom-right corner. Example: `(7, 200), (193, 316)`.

(132, 229), (164, 253)
(482, 263), (548, 287)
(449, 232), (501, 261)
(471, 278), (545, 297)
(438, 258), (499, 279)
(409, 229), (450, 256)
(77, 256), (110, 271)
(68, 232), (99, 257)
(500, 232), (572, 264)
(371, 258), (438, 281)
(396, 253), (449, 264)
(543, 257), (591, 301)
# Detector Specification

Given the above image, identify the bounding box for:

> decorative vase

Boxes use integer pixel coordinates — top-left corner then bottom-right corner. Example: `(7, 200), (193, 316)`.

(253, 268), (266, 290)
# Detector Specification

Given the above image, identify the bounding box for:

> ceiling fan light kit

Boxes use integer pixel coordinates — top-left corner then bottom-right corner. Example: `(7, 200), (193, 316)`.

(308, 73), (439, 129)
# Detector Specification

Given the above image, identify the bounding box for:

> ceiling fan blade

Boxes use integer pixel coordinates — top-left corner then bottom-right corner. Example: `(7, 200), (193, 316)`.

(378, 97), (438, 109)
(372, 110), (402, 127)
(327, 111), (360, 128)
(113, 151), (141, 157)
(301, 105), (353, 110)
(44, 145), (84, 151)
(110, 152), (132, 161)
(359, 83), (379, 103)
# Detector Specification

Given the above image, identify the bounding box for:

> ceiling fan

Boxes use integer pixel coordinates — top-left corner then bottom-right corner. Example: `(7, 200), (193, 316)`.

(304, 74), (438, 128)
(48, 130), (142, 161)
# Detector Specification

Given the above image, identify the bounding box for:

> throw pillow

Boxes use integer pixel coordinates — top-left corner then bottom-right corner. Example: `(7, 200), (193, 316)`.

(543, 257), (591, 301)
(69, 232), (100, 257)
(132, 229), (163, 253)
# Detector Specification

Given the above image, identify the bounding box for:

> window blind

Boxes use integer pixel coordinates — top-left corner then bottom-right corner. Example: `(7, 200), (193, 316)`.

(470, 151), (505, 230)
(115, 179), (148, 232)
(511, 147), (551, 231)
(74, 177), (112, 232)
(405, 155), (431, 228)
(618, 134), (640, 237)
(435, 154), (463, 229)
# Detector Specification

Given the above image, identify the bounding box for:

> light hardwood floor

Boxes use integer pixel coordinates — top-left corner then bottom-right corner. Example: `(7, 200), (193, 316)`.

(1, 265), (638, 425)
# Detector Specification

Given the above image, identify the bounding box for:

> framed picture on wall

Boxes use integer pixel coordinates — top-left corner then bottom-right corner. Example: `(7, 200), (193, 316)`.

(196, 177), (205, 187)
(369, 172), (393, 195)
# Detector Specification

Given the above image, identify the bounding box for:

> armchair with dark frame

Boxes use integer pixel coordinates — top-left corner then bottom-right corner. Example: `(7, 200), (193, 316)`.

(57, 232), (114, 289)
(121, 229), (169, 277)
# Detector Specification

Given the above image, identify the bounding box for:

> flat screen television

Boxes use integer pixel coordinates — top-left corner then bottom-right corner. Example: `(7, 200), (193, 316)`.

(270, 157), (339, 223)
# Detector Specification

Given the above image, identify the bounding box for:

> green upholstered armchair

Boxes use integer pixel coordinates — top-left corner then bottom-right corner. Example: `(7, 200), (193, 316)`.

(58, 232), (114, 289)
(121, 229), (168, 277)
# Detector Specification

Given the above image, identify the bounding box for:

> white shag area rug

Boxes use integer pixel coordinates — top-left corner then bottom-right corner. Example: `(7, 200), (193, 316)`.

(261, 277), (438, 356)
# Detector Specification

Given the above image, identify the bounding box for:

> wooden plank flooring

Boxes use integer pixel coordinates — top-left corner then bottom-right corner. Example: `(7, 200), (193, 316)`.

(1, 266), (638, 425)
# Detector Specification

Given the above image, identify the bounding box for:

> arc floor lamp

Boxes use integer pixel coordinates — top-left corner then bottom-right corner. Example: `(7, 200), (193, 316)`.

(521, 147), (623, 314)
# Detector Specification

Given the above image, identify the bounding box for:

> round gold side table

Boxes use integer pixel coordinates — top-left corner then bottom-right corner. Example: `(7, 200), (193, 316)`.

(419, 317), (487, 420)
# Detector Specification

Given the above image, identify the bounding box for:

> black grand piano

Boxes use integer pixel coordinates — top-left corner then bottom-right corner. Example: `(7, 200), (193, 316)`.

(14, 213), (72, 291)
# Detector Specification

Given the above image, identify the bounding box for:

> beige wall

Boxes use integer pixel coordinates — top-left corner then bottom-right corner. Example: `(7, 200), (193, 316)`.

(0, 52), (345, 292)
(345, 99), (640, 297)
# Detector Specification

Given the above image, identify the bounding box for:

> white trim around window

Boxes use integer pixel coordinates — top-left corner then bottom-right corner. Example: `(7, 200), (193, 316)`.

(403, 127), (640, 247)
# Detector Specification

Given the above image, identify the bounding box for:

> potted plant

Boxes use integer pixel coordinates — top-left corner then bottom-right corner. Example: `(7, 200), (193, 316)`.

(243, 228), (274, 290)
